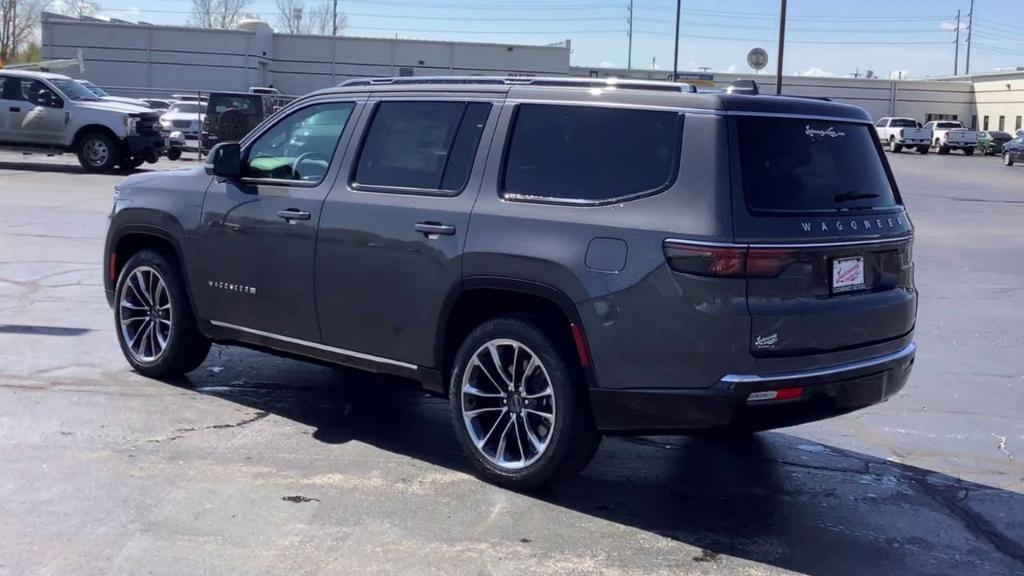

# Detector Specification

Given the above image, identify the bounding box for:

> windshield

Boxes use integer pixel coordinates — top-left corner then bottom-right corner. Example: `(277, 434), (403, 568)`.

(170, 103), (204, 114)
(80, 81), (110, 97)
(50, 79), (100, 101)
(736, 117), (898, 214)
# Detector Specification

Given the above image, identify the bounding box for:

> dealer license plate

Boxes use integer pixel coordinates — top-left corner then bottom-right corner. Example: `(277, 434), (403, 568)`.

(832, 257), (865, 293)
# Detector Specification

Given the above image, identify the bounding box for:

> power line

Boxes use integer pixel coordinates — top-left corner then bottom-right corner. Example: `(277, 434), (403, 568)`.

(634, 31), (950, 45)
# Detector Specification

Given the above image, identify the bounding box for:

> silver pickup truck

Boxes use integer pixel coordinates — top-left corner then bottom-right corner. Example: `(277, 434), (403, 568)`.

(874, 117), (931, 154)
(923, 120), (979, 155)
(0, 70), (164, 172)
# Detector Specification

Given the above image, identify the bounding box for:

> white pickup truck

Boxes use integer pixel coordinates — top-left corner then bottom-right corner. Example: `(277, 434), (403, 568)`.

(923, 120), (978, 155)
(874, 117), (931, 154)
(0, 69), (164, 172)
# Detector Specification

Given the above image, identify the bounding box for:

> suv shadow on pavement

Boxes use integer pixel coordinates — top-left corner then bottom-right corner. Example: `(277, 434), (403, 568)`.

(169, 354), (1024, 576)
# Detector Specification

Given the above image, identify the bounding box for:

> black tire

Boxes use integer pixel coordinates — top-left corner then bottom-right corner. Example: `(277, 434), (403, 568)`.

(449, 316), (601, 489)
(916, 146), (929, 155)
(119, 156), (146, 173)
(938, 145), (950, 155)
(889, 137), (901, 153)
(963, 147), (975, 156)
(166, 148), (182, 161)
(114, 249), (210, 378)
(1006, 152), (1015, 167)
(76, 131), (120, 172)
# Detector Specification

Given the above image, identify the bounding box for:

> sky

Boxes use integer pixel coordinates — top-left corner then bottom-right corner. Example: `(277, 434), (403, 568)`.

(93, 0), (1024, 79)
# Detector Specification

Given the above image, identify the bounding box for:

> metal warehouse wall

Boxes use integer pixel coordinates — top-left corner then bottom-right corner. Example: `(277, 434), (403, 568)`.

(574, 66), (976, 122)
(972, 76), (1024, 133)
(40, 14), (570, 96)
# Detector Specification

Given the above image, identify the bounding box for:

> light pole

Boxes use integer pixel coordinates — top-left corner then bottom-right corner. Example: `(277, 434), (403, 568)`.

(672, 0), (681, 81)
(775, 0), (787, 94)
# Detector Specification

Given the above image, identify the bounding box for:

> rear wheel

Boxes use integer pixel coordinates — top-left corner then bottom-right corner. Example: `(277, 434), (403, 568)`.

(1006, 152), (1015, 167)
(166, 148), (182, 161)
(115, 249), (210, 378)
(938, 143), (951, 155)
(888, 137), (901, 153)
(916, 145), (929, 155)
(449, 316), (600, 489)
(77, 132), (119, 172)
(963, 147), (975, 156)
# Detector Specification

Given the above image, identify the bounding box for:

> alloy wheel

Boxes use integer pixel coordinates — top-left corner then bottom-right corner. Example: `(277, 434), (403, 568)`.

(460, 339), (556, 471)
(119, 266), (172, 363)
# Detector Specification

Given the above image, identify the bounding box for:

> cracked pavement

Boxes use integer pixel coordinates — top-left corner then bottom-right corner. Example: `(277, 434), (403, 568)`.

(1, 151), (1023, 575)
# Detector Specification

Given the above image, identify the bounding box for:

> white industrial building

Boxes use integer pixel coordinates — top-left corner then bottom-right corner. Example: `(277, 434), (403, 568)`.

(40, 13), (571, 96)
(38, 13), (1023, 131)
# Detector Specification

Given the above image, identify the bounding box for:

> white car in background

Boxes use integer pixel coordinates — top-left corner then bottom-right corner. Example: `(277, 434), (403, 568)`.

(160, 101), (206, 159)
(76, 80), (151, 108)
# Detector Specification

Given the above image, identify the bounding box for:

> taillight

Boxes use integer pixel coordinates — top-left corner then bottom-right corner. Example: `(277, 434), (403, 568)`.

(899, 129), (905, 138)
(944, 132), (949, 140)
(663, 242), (795, 278)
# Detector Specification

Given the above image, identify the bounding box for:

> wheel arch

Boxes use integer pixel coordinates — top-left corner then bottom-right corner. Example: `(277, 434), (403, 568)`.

(107, 224), (199, 318)
(72, 124), (122, 150)
(436, 277), (597, 395)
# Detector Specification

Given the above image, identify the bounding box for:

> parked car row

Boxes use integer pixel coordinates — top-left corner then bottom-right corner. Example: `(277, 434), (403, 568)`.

(875, 117), (1024, 166)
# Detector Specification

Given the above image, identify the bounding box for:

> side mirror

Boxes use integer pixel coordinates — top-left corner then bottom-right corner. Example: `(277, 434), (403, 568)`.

(37, 90), (59, 108)
(205, 142), (242, 179)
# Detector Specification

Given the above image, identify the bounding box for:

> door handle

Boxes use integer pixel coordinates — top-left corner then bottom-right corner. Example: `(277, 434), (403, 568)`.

(9, 107), (21, 113)
(415, 222), (456, 236)
(278, 209), (311, 221)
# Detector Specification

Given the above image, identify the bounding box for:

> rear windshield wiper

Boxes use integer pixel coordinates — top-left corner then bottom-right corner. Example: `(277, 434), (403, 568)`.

(834, 191), (880, 204)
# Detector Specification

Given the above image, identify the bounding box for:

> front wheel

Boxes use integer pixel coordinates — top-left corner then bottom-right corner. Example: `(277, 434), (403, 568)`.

(449, 316), (600, 489)
(115, 249), (211, 378)
(77, 132), (119, 172)
(166, 148), (183, 161)
(889, 138), (901, 153)
(1006, 152), (1015, 167)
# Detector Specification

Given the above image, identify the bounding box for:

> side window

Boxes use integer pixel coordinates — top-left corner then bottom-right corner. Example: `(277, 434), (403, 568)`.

(502, 104), (682, 204)
(244, 101), (355, 184)
(354, 101), (491, 193)
(0, 76), (6, 98)
(875, 119), (887, 128)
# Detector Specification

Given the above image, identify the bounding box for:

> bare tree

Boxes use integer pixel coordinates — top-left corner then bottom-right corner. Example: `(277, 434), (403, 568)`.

(275, 0), (308, 34)
(309, 2), (345, 36)
(57, 0), (100, 18)
(0, 0), (43, 64)
(190, 0), (251, 29)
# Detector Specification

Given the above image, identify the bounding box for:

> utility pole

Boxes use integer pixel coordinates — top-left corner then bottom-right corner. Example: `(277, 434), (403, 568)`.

(332, 0), (338, 36)
(672, 0), (681, 81)
(966, 0), (974, 75)
(954, 9), (961, 75)
(626, 0), (633, 70)
(775, 0), (787, 94)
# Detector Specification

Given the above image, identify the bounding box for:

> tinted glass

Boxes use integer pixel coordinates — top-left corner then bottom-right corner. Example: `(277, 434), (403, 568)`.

(736, 117), (898, 214)
(49, 79), (98, 101)
(889, 119), (917, 128)
(211, 95), (259, 114)
(503, 104), (681, 203)
(441, 103), (491, 191)
(170, 103), (204, 114)
(355, 101), (472, 190)
(990, 131), (1011, 139)
(245, 102), (354, 184)
(937, 122), (962, 129)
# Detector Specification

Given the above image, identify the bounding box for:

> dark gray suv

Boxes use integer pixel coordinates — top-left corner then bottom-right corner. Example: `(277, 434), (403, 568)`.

(104, 77), (917, 488)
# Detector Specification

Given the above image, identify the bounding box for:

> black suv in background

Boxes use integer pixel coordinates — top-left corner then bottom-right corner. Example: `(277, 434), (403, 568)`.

(105, 77), (917, 488)
(200, 92), (273, 152)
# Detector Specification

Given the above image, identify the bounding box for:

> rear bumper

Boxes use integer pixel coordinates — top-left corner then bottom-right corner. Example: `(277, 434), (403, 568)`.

(898, 139), (929, 146)
(591, 342), (915, 433)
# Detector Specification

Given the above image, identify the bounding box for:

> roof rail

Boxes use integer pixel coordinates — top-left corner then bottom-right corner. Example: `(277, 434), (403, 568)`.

(337, 76), (697, 93)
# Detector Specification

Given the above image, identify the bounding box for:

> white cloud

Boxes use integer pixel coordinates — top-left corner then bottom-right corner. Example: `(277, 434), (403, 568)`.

(800, 66), (836, 77)
(598, 61), (617, 69)
(725, 64), (738, 73)
(939, 20), (960, 31)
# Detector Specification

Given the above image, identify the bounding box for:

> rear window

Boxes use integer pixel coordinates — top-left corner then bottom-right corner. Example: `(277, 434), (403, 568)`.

(889, 119), (917, 128)
(736, 117), (898, 214)
(990, 131), (1012, 139)
(502, 104), (681, 204)
(936, 122), (962, 129)
(210, 95), (259, 114)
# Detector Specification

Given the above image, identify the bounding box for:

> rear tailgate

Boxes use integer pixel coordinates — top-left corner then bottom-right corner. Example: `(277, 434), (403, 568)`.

(947, 130), (977, 145)
(730, 115), (917, 357)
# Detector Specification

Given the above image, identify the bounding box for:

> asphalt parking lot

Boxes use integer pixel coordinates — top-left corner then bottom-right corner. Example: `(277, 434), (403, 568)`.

(1, 149), (1022, 576)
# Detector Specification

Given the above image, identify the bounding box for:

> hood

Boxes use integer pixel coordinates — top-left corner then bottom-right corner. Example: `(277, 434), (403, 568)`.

(103, 96), (151, 108)
(160, 112), (206, 122)
(119, 165), (208, 189)
(76, 99), (156, 114)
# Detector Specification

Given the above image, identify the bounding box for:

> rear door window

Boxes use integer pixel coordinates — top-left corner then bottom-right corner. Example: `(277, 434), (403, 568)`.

(735, 117), (898, 214)
(354, 101), (491, 193)
(502, 104), (682, 204)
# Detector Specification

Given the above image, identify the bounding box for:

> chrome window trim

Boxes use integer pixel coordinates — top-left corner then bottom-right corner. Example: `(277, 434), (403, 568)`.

(210, 320), (418, 371)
